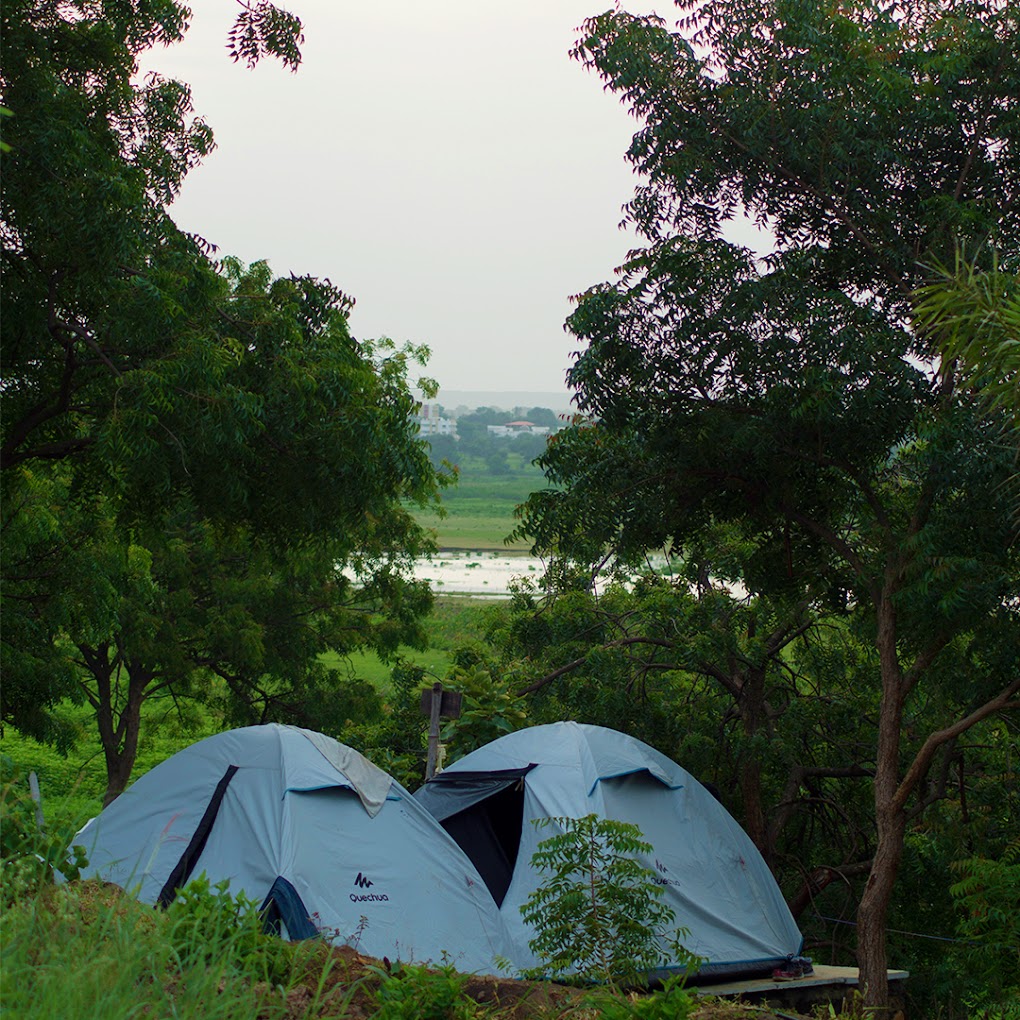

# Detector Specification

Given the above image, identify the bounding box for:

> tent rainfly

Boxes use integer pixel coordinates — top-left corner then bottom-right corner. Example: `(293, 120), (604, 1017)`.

(76, 724), (512, 974)
(414, 721), (805, 980)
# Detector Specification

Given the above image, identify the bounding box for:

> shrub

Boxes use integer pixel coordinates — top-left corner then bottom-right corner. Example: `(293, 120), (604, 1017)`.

(520, 814), (698, 990)
(949, 841), (1020, 1014)
(440, 664), (528, 757)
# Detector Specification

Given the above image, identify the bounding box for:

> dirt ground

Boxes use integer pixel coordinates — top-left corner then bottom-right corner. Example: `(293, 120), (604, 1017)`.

(272, 940), (810, 1020)
(60, 882), (810, 1020)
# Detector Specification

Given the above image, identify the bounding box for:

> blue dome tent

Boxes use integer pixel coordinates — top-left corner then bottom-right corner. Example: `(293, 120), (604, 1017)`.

(414, 721), (804, 980)
(77, 724), (512, 974)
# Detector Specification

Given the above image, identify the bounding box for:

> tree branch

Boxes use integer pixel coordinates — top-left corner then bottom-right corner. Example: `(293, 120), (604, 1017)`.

(892, 678), (1020, 814)
(513, 636), (679, 696)
(787, 860), (874, 919)
(782, 504), (869, 579)
(901, 632), (953, 698)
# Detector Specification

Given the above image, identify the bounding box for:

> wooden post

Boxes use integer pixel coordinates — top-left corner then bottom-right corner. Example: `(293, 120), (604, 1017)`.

(420, 683), (463, 781)
(426, 682), (443, 781)
(28, 771), (45, 831)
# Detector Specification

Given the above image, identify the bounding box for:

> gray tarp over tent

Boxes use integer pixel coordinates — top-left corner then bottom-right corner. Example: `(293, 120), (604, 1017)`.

(414, 721), (804, 980)
(76, 724), (512, 974)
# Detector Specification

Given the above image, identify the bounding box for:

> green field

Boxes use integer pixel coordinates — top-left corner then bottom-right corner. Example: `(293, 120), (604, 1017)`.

(415, 458), (552, 549)
(320, 596), (497, 689)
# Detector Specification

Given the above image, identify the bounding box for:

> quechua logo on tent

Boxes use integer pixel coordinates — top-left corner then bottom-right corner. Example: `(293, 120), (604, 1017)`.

(653, 859), (682, 888)
(351, 872), (389, 903)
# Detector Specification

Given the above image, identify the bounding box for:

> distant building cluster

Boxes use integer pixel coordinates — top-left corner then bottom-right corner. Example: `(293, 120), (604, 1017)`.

(416, 404), (458, 437)
(415, 405), (558, 440)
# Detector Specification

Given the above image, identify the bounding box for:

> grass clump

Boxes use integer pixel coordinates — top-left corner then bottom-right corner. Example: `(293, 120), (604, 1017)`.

(0, 876), (339, 1020)
(3, 880), (264, 1019)
(370, 960), (486, 1020)
(0, 875), (387, 1020)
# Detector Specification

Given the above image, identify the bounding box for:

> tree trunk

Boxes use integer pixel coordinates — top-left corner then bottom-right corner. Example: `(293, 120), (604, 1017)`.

(857, 590), (907, 1007)
(738, 666), (771, 865)
(78, 641), (155, 805)
(100, 659), (150, 806)
(103, 746), (135, 806)
(857, 804), (906, 1006)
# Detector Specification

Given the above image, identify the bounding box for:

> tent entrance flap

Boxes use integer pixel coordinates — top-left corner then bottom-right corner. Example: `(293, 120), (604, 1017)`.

(417, 767), (535, 821)
(420, 767), (534, 908)
(260, 876), (318, 940)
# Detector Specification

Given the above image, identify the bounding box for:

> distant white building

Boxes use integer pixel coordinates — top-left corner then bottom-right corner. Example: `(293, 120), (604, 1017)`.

(417, 403), (457, 437)
(487, 420), (551, 439)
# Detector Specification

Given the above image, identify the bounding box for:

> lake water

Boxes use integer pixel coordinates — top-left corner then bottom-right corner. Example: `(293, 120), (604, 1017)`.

(412, 550), (687, 598)
(414, 551), (546, 598)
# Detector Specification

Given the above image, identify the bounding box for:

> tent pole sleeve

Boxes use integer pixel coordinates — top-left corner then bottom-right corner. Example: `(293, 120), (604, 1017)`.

(156, 765), (239, 908)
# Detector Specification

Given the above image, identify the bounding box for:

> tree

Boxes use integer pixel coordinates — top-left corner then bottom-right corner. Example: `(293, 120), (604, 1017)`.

(53, 498), (430, 805)
(501, 571), (876, 875)
(518, 0), (1020, 1004)
(424, 433), (459, 470)
(1, 1), (445, 788)
(525, 407), (562, 430)
(454, 408), (503, 457)
(3, 256), (442, 798)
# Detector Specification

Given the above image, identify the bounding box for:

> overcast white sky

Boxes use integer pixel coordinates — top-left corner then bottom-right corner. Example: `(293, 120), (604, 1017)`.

(144, 2), (764, 396)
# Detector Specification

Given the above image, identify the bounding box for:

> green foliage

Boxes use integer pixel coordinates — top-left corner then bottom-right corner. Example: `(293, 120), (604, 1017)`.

(579, 975), (694, 1020)
(913, 249), (1020, 426)
(440, 664), (528, 757)
(0, 757), (88, 903)
(912, 248), (1020, 527)
(0, 104), (11, 152)
(520, 815), (696, 989)
(355, 661), (431, 790)
(495, 577), (698, 758)
(571, 0), (1017, 291)
(949, 842), (1020, 1008)
(227, 1), (304, 70)
(370, 960), (483, 1020)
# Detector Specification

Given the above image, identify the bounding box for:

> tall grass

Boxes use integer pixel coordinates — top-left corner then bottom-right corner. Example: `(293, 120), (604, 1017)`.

(0, 881), (324, 1020)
